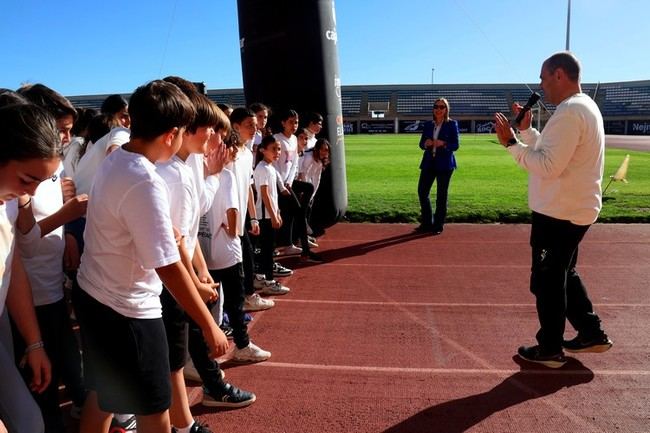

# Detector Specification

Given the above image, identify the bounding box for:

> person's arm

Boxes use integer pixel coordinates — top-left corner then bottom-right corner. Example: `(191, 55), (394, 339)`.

(224, 208), (238, 238)
(419, 123), (433, 150)
(437, 121), (459, 151)
(177, 231), (217, 304)
(260, 185), (282, 229)
(286, 151), (299, 187)
(496, 110), (579, 179)
(6, 251), (51, 394)
(156, 261), (228, 359)
(28, 195), (87, 237)
(191, 242), (213, 285)
(247, 185), (260, 235)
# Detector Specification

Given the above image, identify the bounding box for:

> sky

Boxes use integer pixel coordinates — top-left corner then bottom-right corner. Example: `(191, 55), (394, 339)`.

(2, 0), (648, 97)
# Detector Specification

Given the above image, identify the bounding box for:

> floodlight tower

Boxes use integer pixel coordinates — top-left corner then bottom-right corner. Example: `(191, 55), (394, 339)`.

(565, 0), (571, 50)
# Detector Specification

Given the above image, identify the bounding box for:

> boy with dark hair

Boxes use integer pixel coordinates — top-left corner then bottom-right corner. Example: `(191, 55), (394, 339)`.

(73, 80), (228, 433)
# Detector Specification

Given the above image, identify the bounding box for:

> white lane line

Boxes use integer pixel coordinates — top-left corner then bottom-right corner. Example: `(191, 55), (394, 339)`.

(256, 361), (650, 377)
(274, 299), (650, 308)
(318, 263), (647, 269)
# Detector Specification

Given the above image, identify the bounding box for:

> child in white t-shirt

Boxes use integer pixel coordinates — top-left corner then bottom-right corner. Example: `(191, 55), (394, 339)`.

(253, 136), (290, 295)
(201, 132), (271, 364)
(0, 101), (60, 433)
(73, 81), (228, 433)
(155, 87), (226, 433)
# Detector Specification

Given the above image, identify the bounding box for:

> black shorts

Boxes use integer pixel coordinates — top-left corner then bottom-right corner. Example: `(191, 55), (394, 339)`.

(72, 286), (171, 415)
(161, 287), (188, 371)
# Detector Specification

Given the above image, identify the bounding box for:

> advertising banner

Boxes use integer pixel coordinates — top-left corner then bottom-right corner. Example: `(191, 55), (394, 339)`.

(627, 120), (650, 135)
(359, 120), (395, 133)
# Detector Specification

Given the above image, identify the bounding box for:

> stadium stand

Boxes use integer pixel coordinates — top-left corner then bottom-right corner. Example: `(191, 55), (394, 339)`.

(66, 80), (650, 134)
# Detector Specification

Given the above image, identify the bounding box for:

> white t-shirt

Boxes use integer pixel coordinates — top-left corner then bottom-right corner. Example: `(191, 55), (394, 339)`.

(77, 147), (180, 319)
(17, 163), (65, 306)
(74, 126), (130, 196)
(199, 169), (241, 270)
(62, 136), (84, 178)
(510, 93), (604, 225)
(253, 161), (280, 220)
(299, 151), (324, 200)
(0, 200), (18, 316)
(187, 153), (220, 216)
(273, 133), (299, 184)
(156, 155), (200, 254)
(305, 130), (317, 151)
(230, 146), (254, 235)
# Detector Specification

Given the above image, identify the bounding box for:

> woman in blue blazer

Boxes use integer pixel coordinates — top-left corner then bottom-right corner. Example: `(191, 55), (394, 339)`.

(416, 98), (459, 234)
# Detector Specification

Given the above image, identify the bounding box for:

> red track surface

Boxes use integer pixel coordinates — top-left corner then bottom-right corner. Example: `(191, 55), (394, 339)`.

(190, 223), (650, 433)
(62, 223), (650, 432)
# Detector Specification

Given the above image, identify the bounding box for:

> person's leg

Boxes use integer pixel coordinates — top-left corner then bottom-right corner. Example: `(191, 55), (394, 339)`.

(417, 169), (435, 228)
(0, 311), (45, 433)
(240, 232), (256, 297)
(78, 391), (112, 433)
(12, 302), (69, 433)
(565, 247), (607, 337)
(187, 281), (227, 393)
(291, 180), (314, 253)
(216, 265), (249, 349)
(277, 193), (295, 247)
(135, 411), (171, 433)
(160, 288), (195, 430)
(530, 212), (588, 354)
(259, 220), (275, 281)
(433, 169), (453, 231)
(168, 369), (193, 429)
(51, 299), (86, 408)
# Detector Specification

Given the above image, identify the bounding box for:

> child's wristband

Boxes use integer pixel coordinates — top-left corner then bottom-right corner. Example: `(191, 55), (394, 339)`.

(25, 340), (45, 353)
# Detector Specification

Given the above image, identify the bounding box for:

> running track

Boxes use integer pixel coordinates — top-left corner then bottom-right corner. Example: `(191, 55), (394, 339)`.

(66, 223), (650, 433)
(188, 223), (650, 433)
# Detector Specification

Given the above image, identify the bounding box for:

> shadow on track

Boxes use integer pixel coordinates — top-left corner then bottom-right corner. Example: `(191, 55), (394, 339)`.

(283, 230), (436, 270)
(383, 357), (594, 433)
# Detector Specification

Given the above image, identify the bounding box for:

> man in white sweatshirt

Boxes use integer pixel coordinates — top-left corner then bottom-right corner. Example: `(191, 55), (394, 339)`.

(494, 51), (612, 368)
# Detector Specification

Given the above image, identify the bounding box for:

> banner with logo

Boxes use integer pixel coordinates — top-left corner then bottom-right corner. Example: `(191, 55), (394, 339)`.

(627, 120), (650, 135)
(359, 120), (395, 134)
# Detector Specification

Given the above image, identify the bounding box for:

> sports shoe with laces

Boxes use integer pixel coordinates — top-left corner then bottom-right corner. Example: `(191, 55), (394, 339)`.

(278, 244), (302, 256)
(517, 345), (566, 368)
(563, 333), (613, 353)
(243, 293), (275, 312)
(111, 414), (137, 431)
(233, 342), (271, 363)
(260, 280), (290, 295)
(273, 262), (294, 277)
(172, 421), (213, 433)
(202, 383), (256, 408)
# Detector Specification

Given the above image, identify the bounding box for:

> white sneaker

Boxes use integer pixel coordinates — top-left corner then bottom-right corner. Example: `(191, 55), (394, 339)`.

(184, 359), (225, 382)
(260, 280), (290, 296)
(232, 342), (271, 362)
(243, 293), (275, 312)
(307, 238), (319, 248)
(278, 244), (302, 256)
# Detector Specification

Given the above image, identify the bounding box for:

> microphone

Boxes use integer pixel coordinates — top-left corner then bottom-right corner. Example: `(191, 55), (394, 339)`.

(512, 92), (541, 127)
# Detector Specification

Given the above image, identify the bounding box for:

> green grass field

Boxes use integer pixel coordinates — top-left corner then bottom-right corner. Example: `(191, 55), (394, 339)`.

(344, 133), (650, 223)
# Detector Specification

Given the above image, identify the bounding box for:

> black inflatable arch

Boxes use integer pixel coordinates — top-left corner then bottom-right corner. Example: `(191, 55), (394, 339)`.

(237, 0), (347, 229)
